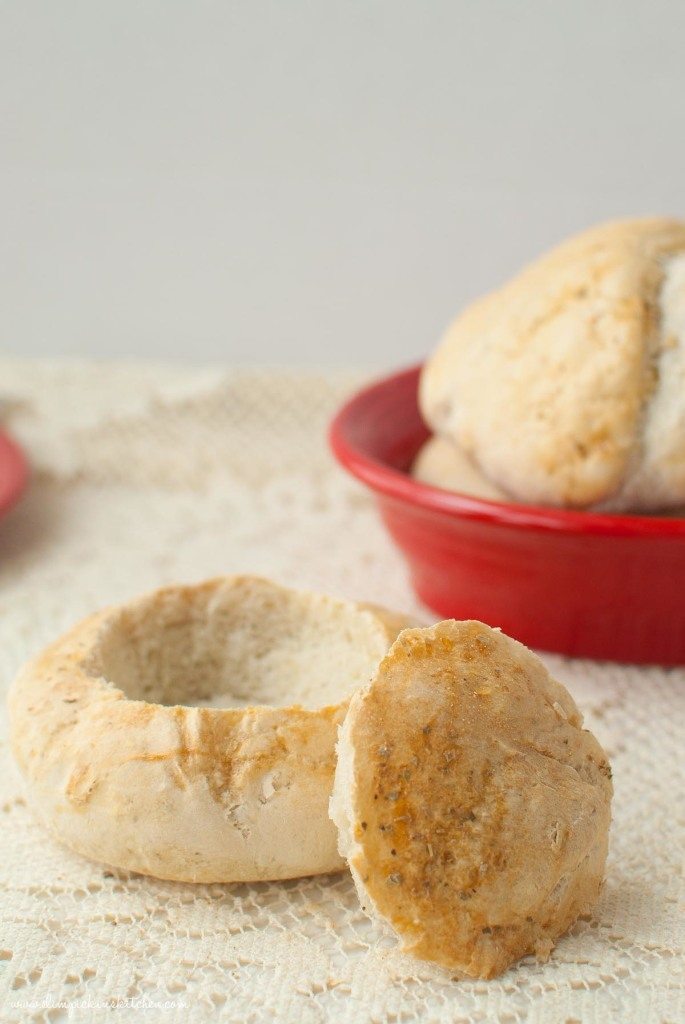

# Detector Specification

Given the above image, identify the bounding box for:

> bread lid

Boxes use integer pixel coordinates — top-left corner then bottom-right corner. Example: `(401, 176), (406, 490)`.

(330, 620), (613, 978)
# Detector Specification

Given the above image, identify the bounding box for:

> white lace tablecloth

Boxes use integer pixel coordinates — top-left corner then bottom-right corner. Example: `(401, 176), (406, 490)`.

(0, 360), (682, 1024)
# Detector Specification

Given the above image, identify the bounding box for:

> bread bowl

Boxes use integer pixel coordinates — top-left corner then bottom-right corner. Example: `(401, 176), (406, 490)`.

(8, 576), (414, 882)
(420, 218), (685, 511)
(330, 619), (613, 978)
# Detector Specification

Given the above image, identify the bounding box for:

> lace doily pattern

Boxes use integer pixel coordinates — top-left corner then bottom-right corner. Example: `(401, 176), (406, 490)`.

(0, 361), (682, 1023)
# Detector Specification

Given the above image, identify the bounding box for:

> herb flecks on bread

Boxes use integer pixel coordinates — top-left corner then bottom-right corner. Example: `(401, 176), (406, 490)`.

(331, 620), (612, 979)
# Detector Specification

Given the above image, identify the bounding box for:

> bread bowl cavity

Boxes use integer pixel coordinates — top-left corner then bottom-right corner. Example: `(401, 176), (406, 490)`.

(8, 576), (414, 882)
(420, 218), (685, 511)
(330, 620), (613, 979)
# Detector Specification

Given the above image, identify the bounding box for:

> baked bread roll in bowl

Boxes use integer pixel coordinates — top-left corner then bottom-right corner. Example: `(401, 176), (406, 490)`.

(412, 434), (508, 501)
(420, 218), (685, 511)
(8, 576), (414, 883)
(330, 620), (613, 979)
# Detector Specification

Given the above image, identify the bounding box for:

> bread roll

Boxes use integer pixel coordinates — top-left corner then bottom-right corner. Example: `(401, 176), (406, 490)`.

(412, 435), (508, 501)
(330, 620), (612, 978)
(8, 576), (414, 883)
(420, 218), (685, 511)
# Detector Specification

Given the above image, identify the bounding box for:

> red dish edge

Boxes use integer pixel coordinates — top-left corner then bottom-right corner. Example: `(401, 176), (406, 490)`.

(0, 430), (29, 518)
(329, 364), (685, 539)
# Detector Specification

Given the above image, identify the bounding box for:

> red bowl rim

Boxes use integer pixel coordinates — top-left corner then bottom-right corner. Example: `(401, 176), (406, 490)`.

(0, 430), (29, 518)
(329, 364), (685, 539)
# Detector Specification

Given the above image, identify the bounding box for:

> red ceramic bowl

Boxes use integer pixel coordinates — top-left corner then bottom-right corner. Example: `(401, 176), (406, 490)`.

(0, 430), (28, 520)
(329, 364), (685, 665)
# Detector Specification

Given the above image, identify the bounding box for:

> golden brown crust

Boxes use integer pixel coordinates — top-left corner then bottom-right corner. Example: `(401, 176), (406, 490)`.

(8, 576), (414, 883)
(340, 621), (612, 978)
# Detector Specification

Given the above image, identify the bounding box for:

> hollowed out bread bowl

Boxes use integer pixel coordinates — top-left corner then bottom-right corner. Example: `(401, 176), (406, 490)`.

(8, 576), (414, 883)
(330, 620), (613, 979)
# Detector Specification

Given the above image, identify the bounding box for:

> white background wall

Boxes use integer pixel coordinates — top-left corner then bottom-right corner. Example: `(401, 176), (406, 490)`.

(2, 1), (684, 367)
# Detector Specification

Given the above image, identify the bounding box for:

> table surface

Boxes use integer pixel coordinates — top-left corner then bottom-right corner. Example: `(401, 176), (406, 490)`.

(0, 359), (682, 1024)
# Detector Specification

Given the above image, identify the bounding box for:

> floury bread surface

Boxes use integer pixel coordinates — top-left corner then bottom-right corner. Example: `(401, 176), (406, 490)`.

(330, 621), (613, 979)
(420, 218), (685, 511)
(412, 435), (508, 501)
(8, 576), (414, 882)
